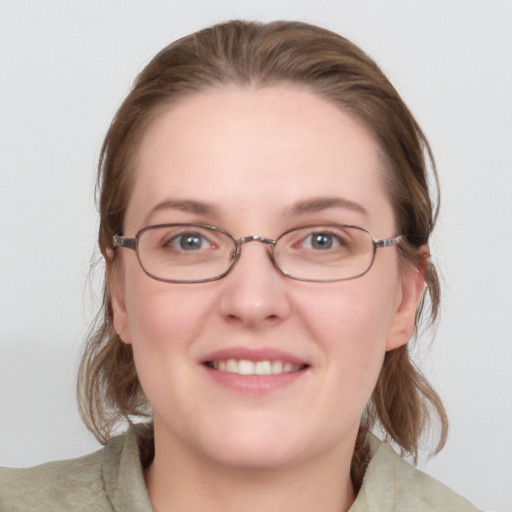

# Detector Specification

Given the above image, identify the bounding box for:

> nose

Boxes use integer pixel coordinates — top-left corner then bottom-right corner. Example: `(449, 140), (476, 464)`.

(218, 239), (292, 328)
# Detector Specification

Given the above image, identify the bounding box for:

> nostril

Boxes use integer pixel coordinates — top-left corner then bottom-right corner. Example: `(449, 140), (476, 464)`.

(262, 313), (282, 326)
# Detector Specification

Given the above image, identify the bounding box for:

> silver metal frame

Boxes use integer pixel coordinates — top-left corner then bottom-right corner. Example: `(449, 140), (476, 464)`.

(113, 223), (403, 284)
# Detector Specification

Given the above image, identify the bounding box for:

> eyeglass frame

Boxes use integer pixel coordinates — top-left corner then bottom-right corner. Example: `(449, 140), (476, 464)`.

(112, 223), (403, 284)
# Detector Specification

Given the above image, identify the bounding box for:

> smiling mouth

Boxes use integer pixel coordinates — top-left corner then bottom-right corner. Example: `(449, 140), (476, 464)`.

(205, 359), (308, 376)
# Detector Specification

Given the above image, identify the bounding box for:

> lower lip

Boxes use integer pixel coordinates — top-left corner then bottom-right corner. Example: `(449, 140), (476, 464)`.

(202, 364), (308, 394)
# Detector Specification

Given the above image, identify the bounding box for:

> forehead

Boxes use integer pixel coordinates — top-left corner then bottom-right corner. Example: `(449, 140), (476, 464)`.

(125, 85), (393, 233)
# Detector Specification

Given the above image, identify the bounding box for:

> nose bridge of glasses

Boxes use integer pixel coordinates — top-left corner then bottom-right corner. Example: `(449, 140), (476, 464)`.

(232, 235), (278, 267)
(237, 235), (276, 246)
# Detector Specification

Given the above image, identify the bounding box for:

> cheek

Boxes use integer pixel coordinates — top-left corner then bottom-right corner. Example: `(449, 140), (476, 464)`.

(121, 248), (209, 340)
(301, 274), (397, 348)
(122, 280), (213, 412)
(122, 272), (206, 364)
(298, 273), (399, 389)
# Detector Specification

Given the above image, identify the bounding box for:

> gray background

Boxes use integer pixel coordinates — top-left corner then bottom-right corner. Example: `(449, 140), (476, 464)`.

(1, 1), (511, 511)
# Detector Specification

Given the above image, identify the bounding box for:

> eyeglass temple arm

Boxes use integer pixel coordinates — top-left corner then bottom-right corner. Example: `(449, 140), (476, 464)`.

(374, 235), (403, 248)
(113, 234), (136, 250)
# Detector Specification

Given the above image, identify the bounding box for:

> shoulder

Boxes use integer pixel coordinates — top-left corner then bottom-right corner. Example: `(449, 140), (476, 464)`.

(1, 446), (108, 512)
(0, 426), (152, 512)
(351, 436), (482, 512)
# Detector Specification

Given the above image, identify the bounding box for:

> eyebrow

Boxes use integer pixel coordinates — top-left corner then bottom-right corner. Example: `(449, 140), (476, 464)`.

(145, 199), (217, 223)
(288, 196), (368, 216)
(145, 196), (367, 225)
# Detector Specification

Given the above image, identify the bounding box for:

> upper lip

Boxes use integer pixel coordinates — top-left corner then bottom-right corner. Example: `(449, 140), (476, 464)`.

(202, 347), (309, 366)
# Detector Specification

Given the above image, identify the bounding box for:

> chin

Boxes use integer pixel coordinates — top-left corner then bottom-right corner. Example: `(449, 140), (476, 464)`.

(203, 438), (304, 471)
(194, 415), (346, 472)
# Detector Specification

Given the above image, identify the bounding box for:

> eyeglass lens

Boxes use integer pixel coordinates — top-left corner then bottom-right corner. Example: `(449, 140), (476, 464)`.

(135, 224), (376, 283)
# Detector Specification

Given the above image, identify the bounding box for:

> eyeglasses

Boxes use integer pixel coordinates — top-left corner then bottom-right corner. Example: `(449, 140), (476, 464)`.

(113, 223), (402, 283)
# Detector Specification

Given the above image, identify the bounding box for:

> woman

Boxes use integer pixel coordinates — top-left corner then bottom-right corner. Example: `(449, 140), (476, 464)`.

(1, 20), (480, 511)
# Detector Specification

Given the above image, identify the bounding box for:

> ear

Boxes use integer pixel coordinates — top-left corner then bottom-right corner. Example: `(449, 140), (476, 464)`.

(385, 247), (427, 351)
(110, 263), (133, 345)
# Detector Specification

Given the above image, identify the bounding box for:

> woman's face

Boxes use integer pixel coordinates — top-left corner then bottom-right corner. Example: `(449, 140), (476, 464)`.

(113, 85), (422, 470)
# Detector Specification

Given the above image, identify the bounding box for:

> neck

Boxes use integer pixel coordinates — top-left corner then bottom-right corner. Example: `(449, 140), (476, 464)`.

(145, 428), (357, 512)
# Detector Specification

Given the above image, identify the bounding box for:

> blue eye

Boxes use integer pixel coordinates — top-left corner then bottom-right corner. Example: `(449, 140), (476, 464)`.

(169, 232), (210, 251)
(303, 232), (341, 250)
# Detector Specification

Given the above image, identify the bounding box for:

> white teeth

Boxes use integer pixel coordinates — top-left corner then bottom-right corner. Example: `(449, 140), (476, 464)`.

(283, 362), (294, 372)
(238, 360), (255, 375)
(226, 359), (238, 373)
(209, 359), (304, 375)
(271, 360), (283, 374)
(255, 361), (271, 375)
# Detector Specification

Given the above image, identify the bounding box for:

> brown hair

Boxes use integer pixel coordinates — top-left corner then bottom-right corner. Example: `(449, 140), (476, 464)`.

(78, 19), (447, 488)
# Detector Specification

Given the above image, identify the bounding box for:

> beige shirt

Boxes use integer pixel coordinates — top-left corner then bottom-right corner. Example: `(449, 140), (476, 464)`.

(0, 426), (481, 511)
